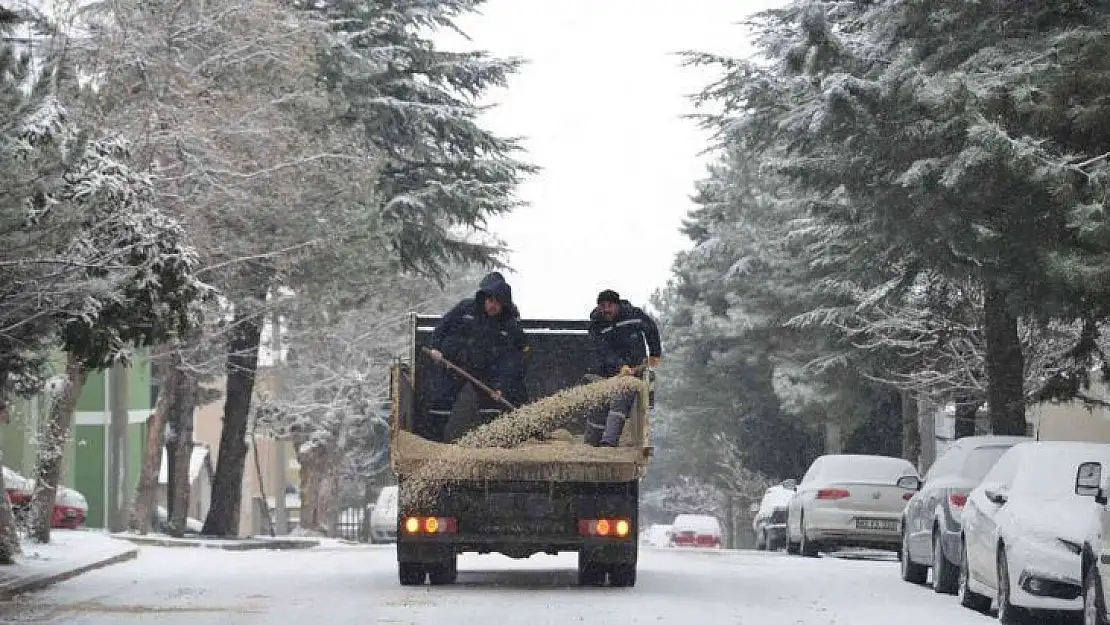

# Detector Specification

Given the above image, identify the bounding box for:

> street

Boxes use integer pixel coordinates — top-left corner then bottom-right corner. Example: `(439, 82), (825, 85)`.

(0, 544), (1001, 624)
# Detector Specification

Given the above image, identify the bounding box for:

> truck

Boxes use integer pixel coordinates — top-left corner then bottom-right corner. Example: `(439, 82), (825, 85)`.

(389, 314), (653, 587)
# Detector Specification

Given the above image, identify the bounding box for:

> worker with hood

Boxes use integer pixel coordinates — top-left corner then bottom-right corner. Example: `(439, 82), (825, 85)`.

(583, 289), (662, 447)
(422, 272), (527, 441)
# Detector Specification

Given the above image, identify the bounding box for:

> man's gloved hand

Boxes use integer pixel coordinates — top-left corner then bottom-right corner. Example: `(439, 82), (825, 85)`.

(648, 356), (662, 367)
(619, 364), (635, 377)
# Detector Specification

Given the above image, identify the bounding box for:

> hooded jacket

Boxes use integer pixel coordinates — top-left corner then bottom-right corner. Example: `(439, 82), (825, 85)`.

(429, 273), (526, 392)
(588, 299), (662, 376)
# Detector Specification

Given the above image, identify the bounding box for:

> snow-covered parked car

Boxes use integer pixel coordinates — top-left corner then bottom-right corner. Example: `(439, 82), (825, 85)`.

(753, 482), (796, 551)
(900, 435), (1027, 593)
(4, 466), (88, 529)
(785, 454), (919, 557)
(641, 523), (673, 547)
(959, 441), (1109, 622)
(369, 485), (398, 543)
(670, 514), (723, 549)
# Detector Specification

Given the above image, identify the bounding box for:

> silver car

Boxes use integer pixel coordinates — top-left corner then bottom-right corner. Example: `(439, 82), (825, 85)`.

(785, 454), (920, 557)
(369, 485), (398, 543)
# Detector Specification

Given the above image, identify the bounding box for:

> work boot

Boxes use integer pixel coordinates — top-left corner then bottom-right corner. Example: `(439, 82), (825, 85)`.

(599, 411), (626, 447)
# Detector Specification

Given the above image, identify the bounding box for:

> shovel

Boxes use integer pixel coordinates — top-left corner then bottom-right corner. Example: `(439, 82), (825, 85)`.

(422, 346), (517, 412)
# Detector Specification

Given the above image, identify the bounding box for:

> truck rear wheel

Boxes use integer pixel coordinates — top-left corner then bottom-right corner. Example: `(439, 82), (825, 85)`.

(398, 562), (426, 586)
(609, 563), (636, 587)
(427, 556), (458, 585)
(577, 553), (606, 586)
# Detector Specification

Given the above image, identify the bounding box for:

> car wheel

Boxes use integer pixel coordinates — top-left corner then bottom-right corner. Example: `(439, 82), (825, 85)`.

(755, 529), (767, 551)
(933, 530), (959, 594)
(900, 529), (927, 584)
(1085, 564), (1107, 625)
(958, 538), (991, 613)
(997, 546), (1031, 624)
(800, 516), (819, 558)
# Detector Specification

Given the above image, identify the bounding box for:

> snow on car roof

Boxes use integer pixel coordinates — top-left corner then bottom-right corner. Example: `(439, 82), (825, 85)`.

(1010, 441), (1110, 499)
(672, 514), (722, 534)
(816, 454), (918, 483)
(758, 485), (795, 514)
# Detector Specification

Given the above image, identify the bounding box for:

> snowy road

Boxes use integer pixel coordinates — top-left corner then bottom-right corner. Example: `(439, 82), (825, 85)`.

(0, 544), (1001, 624)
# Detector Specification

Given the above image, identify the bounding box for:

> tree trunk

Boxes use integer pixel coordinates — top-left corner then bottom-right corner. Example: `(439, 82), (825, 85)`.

(953, 392), (980, 439)
(129, 364), (178, 533)
(983, 285), (1026, 435)
(166, 372), (198, 537)
(297, 450), (325, 534)
(29, 353), (88, 543)
(917, 396), (936, 474)
(901, 390), (921, 465)
(202, 309), (264, 537)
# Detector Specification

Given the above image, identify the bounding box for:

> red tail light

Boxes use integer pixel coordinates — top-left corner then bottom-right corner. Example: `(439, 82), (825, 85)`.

(578, 518), (632, 538)
(816, 488), (851, 500)
(949, 492), (968, 509)
(903, 492), (915, 501)
(402, 515), (458, 535)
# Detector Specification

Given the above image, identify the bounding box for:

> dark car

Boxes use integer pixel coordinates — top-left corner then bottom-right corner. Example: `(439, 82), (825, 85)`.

(752, 483), (795, 551)
(898, 435), (1028, 594)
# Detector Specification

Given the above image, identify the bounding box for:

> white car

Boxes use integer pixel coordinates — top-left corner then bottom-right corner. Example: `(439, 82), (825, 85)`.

(785, 454), (919, 557)
(670, 514), (723, 548)
(640, 524), (673, 547)
(369, 485), (398, 543)
(959, 441), (1108, 622)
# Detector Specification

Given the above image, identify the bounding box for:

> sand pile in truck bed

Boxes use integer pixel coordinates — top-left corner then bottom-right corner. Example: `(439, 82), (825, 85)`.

(399, 375), (645, 509)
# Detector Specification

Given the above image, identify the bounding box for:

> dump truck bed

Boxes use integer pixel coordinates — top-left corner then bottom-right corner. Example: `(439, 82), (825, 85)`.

(389, 315), (652, 482)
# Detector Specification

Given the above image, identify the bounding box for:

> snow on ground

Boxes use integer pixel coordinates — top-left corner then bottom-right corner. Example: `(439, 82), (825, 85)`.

(0, 544), (1007, 624)
(4, 530), (133, 581)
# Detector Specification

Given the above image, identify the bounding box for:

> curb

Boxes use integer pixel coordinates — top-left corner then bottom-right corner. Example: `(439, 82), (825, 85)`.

(0, 548), (139, 599)
(110, 534), (320, 551)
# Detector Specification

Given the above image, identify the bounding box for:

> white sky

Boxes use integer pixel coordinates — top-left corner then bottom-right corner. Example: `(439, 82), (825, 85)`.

(436, 0), (785, 319)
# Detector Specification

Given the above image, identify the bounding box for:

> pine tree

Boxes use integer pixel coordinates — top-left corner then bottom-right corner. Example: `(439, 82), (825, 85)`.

(313, 0), (535, 278)
(684, 0), (1110, 436)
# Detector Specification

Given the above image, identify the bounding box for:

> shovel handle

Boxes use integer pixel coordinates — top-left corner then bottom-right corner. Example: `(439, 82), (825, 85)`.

(422, 346), (517, 411)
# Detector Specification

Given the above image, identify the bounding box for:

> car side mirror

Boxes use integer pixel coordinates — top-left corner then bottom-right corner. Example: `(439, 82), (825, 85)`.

(984, 486), (1008, 506)
(896, 475), (922, 492)
(781, 479), (797, 491)
(1076, 461), (1106, 503)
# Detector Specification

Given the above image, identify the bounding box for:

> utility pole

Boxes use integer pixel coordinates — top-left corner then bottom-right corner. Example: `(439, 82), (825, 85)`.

(106, 360), (130, 532)
(272, 309), (288, 535)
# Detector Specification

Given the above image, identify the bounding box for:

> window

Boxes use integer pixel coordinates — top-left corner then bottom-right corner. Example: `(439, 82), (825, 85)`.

(924, 445), (962, 482)
(981, 446), (1021, 487)
(960, 445), (1013, 482)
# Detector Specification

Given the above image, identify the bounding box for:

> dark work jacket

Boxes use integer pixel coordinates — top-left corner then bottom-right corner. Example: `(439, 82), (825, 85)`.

(429, 275), (525, 395)
(588, 300), (662, 377)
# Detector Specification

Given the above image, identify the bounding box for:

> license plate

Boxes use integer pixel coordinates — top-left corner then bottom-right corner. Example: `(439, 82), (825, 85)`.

(856, 518), (899, 531)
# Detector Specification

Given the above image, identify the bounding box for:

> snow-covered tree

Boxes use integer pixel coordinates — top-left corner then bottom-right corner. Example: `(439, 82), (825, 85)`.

(680, 0), (1110, 437)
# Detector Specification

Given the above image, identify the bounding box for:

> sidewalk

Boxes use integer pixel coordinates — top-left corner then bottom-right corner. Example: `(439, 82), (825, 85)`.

(0, 530), (138, 599)
(111, 532), (320, 550)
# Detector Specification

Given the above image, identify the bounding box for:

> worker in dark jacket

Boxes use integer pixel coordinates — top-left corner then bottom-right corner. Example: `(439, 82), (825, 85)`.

(422, 272), (526, 441)
(583, 289), (662, 446)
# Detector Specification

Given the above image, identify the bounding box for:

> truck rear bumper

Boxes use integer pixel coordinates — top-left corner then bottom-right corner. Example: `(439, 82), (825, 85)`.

(399, 536), (636, 562)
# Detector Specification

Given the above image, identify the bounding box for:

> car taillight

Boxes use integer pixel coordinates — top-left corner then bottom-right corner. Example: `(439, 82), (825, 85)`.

(816, 488), (851, 500)
(903, 492), (915, 501)
(949, 492), (968, 509)
(578, 518), (632, 538)
(402, 515), (457, 535)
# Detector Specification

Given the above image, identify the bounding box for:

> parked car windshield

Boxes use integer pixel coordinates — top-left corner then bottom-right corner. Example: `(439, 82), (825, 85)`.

(961, 445), (1012, 482)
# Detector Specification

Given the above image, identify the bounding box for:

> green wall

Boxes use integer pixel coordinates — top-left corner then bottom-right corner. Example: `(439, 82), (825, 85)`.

(74, 425), (105, 527)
